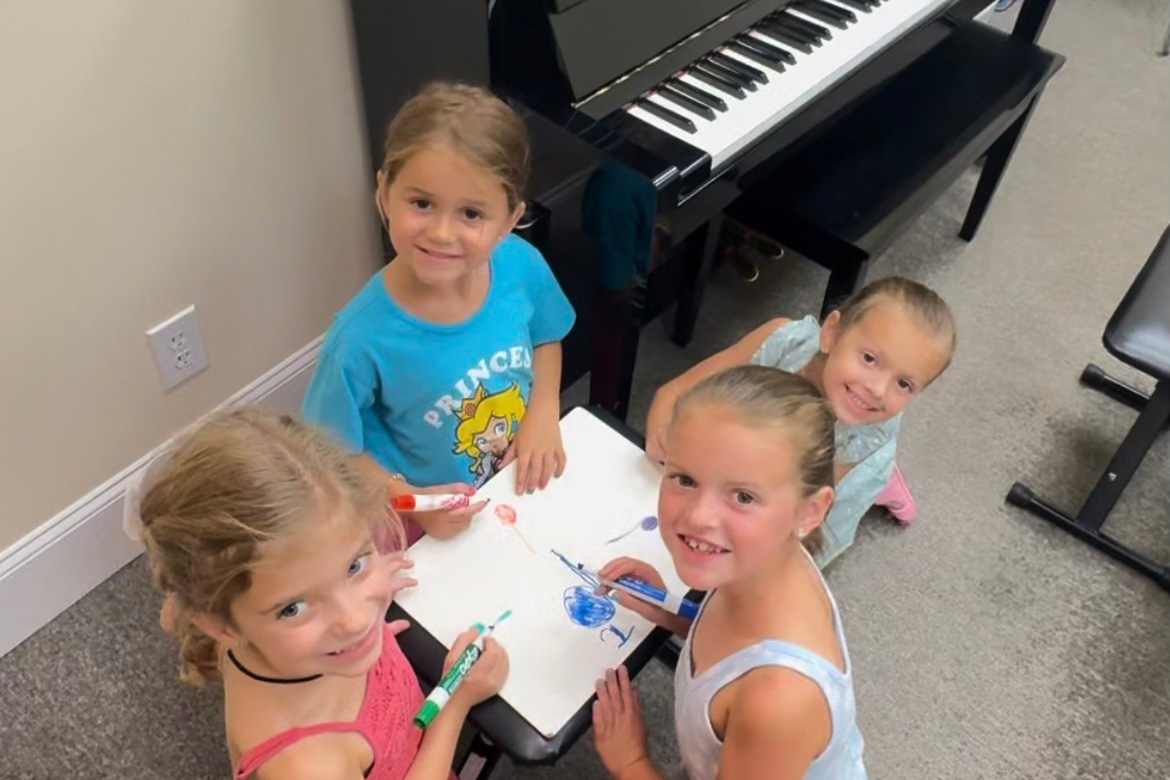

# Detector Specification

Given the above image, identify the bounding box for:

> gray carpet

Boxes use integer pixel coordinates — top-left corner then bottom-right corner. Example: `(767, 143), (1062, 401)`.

(3, 0), (1168, 777)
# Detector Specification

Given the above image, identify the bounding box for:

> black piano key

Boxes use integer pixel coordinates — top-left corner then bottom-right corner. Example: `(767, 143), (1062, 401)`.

(756, 22), (816, 53)
(688, 67), (746, 99)
(800, 0), (857, 23)
(791, 0), (852, 29)
(829, 0), (874, 12)
(775, 11), (832, 41)
(670, 78), (728, 111)
(636, 98), (697, 134)
(656, 86), (716, 120)
(738, 33), (797, 64)
(701, 58), (758, 91)
(727, 41), (787, 73)
(764, 15), (825, 46)
(711, 51), (769, 84)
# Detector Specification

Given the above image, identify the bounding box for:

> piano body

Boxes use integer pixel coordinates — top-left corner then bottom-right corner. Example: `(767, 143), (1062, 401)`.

(350, 0), (1061, 421)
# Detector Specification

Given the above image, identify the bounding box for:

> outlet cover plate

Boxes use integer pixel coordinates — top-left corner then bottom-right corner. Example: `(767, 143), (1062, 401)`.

(146, 305), (209, 391)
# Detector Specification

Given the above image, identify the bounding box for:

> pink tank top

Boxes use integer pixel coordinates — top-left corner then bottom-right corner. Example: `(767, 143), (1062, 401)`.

(232, 626), (434, 780)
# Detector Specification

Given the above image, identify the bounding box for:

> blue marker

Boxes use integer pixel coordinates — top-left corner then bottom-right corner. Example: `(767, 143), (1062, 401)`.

(601, 576), (700, 621)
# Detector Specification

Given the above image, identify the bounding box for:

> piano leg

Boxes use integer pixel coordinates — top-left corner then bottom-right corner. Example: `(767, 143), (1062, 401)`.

(822, 256), (872, 319)
(959, 96), (1037, 242)
(672, 213), (725, 347)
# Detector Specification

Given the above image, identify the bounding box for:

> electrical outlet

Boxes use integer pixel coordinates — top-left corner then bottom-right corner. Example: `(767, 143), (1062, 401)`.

(146, 306), (209, 391)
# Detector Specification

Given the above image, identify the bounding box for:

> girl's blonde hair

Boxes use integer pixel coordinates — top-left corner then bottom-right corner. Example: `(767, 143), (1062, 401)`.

(838, 276), (957, 370)
(379, 82), (530, 212)
(673, 366), (836, 553)
(137, 407), (400, 685)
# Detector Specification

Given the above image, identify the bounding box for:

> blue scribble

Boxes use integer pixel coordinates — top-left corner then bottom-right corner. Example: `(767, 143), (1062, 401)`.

(640, 515), (659, 531)
(605, 515), (660, 544)
(564, 586), (615, 628)
(601, 623), (635, 647)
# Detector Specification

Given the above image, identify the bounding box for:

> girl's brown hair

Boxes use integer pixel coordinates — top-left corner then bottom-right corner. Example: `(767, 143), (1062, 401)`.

(379, 82), (530, 212)
(137, 407), (400, 685)
(837, 276), (957, 371)
(672, 366), (836, 553)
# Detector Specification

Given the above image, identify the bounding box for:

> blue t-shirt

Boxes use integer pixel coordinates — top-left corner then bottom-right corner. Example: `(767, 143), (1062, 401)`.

(751, 316), (900, 568)
(302, 234), (575, 488)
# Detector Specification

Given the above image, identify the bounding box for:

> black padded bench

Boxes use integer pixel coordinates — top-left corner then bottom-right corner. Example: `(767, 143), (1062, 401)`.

(1008, 226), (1170, 591)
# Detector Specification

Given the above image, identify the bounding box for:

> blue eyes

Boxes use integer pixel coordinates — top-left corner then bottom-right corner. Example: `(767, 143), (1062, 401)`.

(734, 491), (755, 506)
(348, 555), (368, 577)
(278, 601), (305, 620)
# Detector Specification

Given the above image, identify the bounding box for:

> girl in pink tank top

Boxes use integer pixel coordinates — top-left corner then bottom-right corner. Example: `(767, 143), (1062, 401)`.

(135, 407), (509, 780)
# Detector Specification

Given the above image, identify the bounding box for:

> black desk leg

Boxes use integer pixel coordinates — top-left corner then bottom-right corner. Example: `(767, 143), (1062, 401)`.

(822, 257), (871, 319)
(959, 97), (1037, 242)
(456, 733), (505, 780)
(1007, 380), (1170, 590)
(673, 213), (724, 347)
(1080, 363), (1153, 414)
(588, 281), (647, 421)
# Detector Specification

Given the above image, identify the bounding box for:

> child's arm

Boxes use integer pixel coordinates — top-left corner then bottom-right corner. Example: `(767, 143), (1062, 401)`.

(716, 668), (831, 780)
(507, 341), (566, 495)
(404, 631), (510, 780)
(646, 318), (790, 462)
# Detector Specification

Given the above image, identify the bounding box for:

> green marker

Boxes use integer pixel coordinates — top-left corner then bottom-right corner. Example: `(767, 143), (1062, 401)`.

(414, 609), (512, 729)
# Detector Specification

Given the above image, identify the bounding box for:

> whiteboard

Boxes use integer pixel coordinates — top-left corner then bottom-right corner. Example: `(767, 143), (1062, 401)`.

(395, 407), (686, 737)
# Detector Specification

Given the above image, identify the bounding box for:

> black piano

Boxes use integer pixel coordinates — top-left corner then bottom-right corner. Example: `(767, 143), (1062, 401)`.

(351, 0), (1061, 421)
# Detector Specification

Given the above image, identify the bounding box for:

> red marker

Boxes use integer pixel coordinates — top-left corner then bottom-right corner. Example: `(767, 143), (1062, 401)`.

(390, 493), (471, 512)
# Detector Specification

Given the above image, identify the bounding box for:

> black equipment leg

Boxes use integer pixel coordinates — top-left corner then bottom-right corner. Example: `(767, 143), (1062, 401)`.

(1006, 379), (1170, 591)
(960, 98), (1037, 242)
(673, 214), (724, 347)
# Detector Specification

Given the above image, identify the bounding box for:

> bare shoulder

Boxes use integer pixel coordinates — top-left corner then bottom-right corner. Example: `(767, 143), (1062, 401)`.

(734, 665), (830, 747)
(251, 732), (367, 780)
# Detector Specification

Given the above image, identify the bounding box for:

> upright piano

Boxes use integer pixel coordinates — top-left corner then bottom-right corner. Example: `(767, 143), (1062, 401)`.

(350, 0), (1058, 419)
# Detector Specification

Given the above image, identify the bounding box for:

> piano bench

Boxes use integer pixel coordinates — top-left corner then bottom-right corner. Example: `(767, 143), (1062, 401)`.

(725, 20), (1064, 316)
(1007, 226), (1170, 591)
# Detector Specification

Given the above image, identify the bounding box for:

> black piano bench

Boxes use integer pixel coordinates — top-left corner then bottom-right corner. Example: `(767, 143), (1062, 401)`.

(1007, 226), (1170, 591)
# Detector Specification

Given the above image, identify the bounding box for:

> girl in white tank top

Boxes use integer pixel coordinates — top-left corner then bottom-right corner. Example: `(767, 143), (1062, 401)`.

(590, 366), (867, 780)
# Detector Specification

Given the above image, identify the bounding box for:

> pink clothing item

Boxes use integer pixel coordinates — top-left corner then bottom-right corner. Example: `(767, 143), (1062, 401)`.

(232, 626), (436, 780)
(873, 463), (917, 524)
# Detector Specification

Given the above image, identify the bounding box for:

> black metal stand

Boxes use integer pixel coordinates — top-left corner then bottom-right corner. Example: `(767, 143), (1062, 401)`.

(1006, 373), (1170, 591)
(455, 733), (505, 780)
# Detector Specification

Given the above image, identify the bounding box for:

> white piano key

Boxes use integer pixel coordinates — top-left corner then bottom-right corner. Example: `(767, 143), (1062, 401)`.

(626, 0), (956, 171)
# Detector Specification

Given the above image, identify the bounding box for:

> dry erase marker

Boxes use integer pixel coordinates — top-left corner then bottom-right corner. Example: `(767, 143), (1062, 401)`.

(601, 577), (700, 620)
(390, 493), (471, 512)
(414, 610), (511, 729)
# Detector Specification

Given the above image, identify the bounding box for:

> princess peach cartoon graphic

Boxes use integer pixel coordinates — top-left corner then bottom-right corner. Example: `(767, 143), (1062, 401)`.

(453, 383), (527, 485)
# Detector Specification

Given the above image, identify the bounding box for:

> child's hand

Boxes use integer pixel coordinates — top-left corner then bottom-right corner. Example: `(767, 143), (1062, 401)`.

(405, 483), (488, 540)
(382, 551), (418, 601)
(593, 666), (651, 778)
(445, 628), (509, 707)
(596, 557), (673, 625)
(504, 410), (566, 495)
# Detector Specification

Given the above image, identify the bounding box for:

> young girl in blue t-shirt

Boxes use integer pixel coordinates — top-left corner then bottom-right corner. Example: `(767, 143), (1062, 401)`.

(303, 82), (575, 543)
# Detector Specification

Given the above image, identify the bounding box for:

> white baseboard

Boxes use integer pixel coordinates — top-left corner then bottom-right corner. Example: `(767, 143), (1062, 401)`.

(0, 337), (323, 658)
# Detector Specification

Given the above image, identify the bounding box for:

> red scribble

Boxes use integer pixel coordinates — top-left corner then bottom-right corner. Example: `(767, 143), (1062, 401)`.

(495, 503), (517, 525)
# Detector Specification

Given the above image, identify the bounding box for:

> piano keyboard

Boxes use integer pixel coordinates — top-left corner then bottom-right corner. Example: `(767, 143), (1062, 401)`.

(625, 0), (955, 171)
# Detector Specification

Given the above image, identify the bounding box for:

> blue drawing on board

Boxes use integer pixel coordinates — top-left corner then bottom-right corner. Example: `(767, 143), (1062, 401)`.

(605, 515), (659, 544)
(551, 549), (635, 647)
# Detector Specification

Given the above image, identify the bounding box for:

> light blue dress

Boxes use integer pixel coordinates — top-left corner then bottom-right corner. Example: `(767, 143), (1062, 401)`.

(751, 316), (899, 567)
(673, 555), (868, 780)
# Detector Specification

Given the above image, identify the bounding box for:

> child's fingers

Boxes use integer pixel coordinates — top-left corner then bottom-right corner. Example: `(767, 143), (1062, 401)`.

(554, 448), (567, 479)
(389, 576), (418, 596)
(385, 618), (411, 637)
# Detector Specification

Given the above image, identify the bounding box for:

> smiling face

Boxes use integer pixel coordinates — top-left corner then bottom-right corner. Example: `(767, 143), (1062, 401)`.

(377, 142), (523, 290)
(223, 512), (392, 680)
(657, 403), (829, 591)
(817, 302), (950, 425)
(474, 415), (512, 457)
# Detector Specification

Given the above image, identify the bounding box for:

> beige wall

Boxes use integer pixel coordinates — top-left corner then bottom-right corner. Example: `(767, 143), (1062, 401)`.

(0, 1), (381, 550)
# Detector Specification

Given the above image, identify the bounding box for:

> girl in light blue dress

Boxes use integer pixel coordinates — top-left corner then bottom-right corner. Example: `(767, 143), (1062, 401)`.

(646, 277), (956, 567)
